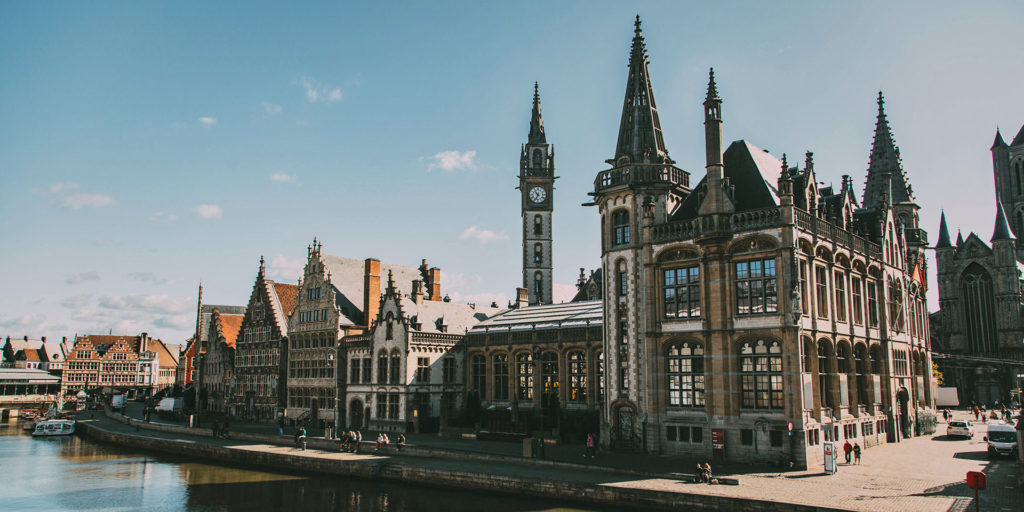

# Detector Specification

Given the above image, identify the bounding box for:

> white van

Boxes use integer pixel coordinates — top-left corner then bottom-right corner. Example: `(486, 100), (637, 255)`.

(984, 422), (1018, 458)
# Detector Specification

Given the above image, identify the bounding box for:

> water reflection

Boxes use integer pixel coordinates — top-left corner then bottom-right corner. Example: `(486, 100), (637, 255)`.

(0, 422), (614, 512)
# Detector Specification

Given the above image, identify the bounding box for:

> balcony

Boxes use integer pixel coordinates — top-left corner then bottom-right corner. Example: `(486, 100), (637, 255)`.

(651, 207), (783, 243)
(593, 164), (689, 195)
(794, 209), (882, 259)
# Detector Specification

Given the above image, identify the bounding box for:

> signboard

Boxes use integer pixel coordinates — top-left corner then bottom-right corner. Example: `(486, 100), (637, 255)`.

(966, 471), (986, 490)
(711, 428), (725, 459)
(823, 442), (837, 474)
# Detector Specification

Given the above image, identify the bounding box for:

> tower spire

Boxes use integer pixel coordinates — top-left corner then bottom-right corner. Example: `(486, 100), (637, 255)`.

(936, 211), (951, 248)
(992, 201), (1015, 241)
(861, 91), (914, 209)
(612, 15), (672, 165)
(991, 128), (1007, 150)
(706, 67), (719, 101)
(528, 82), (546, 144)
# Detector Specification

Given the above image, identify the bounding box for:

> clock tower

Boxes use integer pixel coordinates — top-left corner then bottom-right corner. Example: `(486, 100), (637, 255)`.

(519, 82), (556, 305)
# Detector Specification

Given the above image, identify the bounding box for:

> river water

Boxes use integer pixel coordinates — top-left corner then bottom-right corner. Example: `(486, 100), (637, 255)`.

(0, 421), (614, 512)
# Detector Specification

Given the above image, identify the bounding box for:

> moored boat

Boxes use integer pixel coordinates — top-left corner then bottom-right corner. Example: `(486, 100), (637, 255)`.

(32, 419), (76, 437)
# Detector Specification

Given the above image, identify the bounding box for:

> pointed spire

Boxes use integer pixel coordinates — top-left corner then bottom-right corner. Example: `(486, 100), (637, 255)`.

(706, 67), (719, 101)
(992, 128), (1007, 150)
(1012, 123), (1024, 147)
(612, 15), (672, 165)
(258, 255), (266, 277)
(956, 230), (964, 246)
(936, 211), (951, 248)
(992, 201), (1015, 241)
(862, 91), (914, 209)
(528, 82), (546, 144)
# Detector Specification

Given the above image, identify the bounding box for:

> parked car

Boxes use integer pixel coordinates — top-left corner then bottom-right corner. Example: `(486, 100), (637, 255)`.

(946, 420), (974, 438)
(984, 422), (1018, 457)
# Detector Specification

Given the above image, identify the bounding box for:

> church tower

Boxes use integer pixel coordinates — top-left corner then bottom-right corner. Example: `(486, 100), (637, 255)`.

(991, 124), (1024, 259)
(520, 83), (555, 305)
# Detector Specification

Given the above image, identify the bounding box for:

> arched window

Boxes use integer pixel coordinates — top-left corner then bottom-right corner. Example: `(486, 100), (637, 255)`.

(493, 353), (509, 401)
(533, 215), (543, 236)
(540, 352), (559, 407)
(534, 272), (543, 299)
(385, 312), (394, 340)
(667, 342), (704, 407)
(534, 243), (542, 264)
(961, 263), (997, 353)
(377, 351), (388, 384)
(612, 210), (630, 245)
(567, 351), (586, 402)
(471, 354), (486, 394)
(516, 353), (534, 400)
(740, 339), (783, 409)
(532, 148), (542, 168)
(389, 349), (401, 384)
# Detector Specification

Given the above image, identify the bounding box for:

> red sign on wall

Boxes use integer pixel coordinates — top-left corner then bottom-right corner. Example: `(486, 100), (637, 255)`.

(966, 471), (986, 490)
(712, 428), (725, 459)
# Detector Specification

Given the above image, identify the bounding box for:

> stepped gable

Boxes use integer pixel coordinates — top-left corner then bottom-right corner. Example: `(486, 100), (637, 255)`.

(321, 254), (424, 326)
(671, 140), (782, 220)
(211, 310), (244, 349)
(267, 281), (299, 333)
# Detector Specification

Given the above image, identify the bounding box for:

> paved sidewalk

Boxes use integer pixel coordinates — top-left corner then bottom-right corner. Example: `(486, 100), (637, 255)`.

(108, 405), (1022, 511)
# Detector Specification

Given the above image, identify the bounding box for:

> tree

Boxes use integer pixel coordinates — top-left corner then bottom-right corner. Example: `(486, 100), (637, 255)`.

(932, 362), (944, 386)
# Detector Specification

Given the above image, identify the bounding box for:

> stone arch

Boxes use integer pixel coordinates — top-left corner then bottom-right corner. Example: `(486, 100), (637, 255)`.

(655, 245), (700, 262)
(727, 234), (779, 254)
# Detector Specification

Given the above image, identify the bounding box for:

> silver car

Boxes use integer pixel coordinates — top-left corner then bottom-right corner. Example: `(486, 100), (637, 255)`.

(946, 420), (974, 439)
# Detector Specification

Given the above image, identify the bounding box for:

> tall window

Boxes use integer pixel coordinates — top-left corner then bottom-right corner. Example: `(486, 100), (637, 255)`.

(377, 352), (388, 384)
(736, 258), (778, 315)
(612, 210), (630, 245)
(618, 320), (629, 392)
(533, 215), (542, 236)
(534, 243), (542, 264)
(350, 359), (360, 384)
(568, 351), (586, 402)
(516, 353), (534, 400)
(493, 354), (510, 401)
(663, 266), (700, 318)
(855, 344), (870, 405)
(376, 394), (387, 419)
(385, 313), (394, 340)
(362, 358), (372, 384)
(799, 261), (809, 315)
(596, 351), (604, 402)
(815, 266), (829, 318)
(667, 342), (705, 407)
(540, 352), (559, 406)
(888, 279), (905, 333)
(851, 277), (864, 325)
(961, 263), (997, 353)
(818, 341), (833, 410)
(389, 351), (401, 384)
(617, 262), (627, 297)
(867, 280), (879, 327)
(416, 357), (430, 383)
(534, 273), (543, 299)
(442, 357), (455, 384)
(471, 355), (486, 393)
(740, 340), (783, 409)
(834, 270), (847, 322)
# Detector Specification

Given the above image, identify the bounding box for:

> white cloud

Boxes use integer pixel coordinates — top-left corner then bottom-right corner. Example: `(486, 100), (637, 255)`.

(194, 204), (223, 219)
(262, 101), (282, 114)
(270, 172), (296, 183)
(552, 283), (578, 304)
(60, 294), (91, 309)
(153, 315), (193, 330)
(427, 150), (479, 172)
(459, 225), (508, 244)
(47, 182), (80, 193)
(98, 294), (191, 315)
(66, 271), (100, 284)
(150, 212), (177, 222)
(128, 272), (171, 286)
(268, 255), (305, 282)
(63, 193), (114, 209)
(295, 76), (343, 103)
(199, 116), (217, 126)
(0, 313), (63, 334)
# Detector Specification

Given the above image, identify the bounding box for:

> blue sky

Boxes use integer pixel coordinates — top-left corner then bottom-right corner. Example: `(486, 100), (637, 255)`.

(2, 1), (1022, 345)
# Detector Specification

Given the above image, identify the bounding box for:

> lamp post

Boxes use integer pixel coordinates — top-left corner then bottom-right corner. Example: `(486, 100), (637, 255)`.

(326, 348), (339, 439)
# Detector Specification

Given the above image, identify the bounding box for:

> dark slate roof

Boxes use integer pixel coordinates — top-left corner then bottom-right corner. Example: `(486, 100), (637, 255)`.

(992, 202), (1015, 241)
(861, 92), (914, 209)
(992, 129), (1007, 149)
(1012, 123), (1024, 147)
(322, 255), (425, 326)
(671, 140), (781, 220)
(936, 211), (951, 248)
(528, 82), (546, 144)
(612, 16), (672, 165)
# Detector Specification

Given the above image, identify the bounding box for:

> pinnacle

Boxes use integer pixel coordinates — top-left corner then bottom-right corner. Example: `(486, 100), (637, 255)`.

(705, 67), (719, 101)
(528, 82), (546, 144)
(936, 211), (951, 248)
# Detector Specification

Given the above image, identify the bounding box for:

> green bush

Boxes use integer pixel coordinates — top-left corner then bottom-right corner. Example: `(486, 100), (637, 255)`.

(917, 411), (937, 435)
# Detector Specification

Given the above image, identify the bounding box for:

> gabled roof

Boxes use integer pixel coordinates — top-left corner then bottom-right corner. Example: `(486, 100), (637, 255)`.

(321, 254), (424, 326)
(671, 140), (781, 220)
(198, 304), (246, 343)
(399, 298), (499, 335)
(955, 232), (992, 258)
(469, 300), (603, 333)
(1012, 123), (1024, 147)
(215, 314), (244, 349)
(147, 338), (177, 367)
(266, 281), (299, 334)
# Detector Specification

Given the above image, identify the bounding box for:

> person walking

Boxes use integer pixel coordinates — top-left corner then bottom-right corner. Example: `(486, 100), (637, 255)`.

(843, 440), (853, 464)
(353, 430), (361, 453)
(853, 443), (861, 464)
(584, 433), (596, 458)
(277, 416), (284, 436)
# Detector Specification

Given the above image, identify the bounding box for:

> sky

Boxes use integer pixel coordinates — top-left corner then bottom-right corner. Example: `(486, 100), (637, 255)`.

(2, 1), (1023, 345)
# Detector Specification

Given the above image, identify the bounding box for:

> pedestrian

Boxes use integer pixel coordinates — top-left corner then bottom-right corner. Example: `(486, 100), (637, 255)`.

(843, 440), (853, 464)
(853, 443), (861, 464)
(973, 406), (980, 421)
(585, 433), (596, 458)
(353, 430), (361, 453)
(211, 421), (220, 438)
(298, 426), (307, 450)
(397, 433), (405, 451)
(278, 416), (284, 436)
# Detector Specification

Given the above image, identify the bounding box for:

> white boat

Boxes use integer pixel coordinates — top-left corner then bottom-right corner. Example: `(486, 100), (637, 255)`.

(32, 419), (76, 437)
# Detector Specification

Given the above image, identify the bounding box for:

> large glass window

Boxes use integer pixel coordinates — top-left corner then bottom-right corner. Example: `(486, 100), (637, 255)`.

(867, 280), (879, 327)
(443, 357), (456, 384)
(815, 266), (829, 318)
(377, 352), (388, 384)
(663, 266), (700, 318)
(834, 270), (847, 322)
(350, 358), (360, 384)
(736, 258), (778, 315)
(568, 351), (586, 402)
(389, 351), (401, 384)
(471, 355), (486, 393)
(888, 279), (905, 333)
(493, 354), (509, 401)
(740, 339), (783, 409)
(667, 342), (705, 407)
(516, 353), (534, 400)
(613, 210), (630, 245)
(416, 357), (430, 383)
(851, 277), (864, 325)
(540, 352), (559, 406)
(361, 358), (372, 384)
(799, 261), (809, 315)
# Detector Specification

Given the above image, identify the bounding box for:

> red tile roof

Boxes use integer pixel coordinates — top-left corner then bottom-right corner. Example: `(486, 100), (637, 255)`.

(218, 314), (244, 349)
(274, 283), (300, 316)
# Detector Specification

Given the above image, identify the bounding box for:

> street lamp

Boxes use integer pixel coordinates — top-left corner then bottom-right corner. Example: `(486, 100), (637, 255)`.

(326, 348), (340, 439)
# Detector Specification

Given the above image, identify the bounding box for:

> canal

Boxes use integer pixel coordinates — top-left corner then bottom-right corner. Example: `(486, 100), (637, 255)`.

(0, 421), (616, 512)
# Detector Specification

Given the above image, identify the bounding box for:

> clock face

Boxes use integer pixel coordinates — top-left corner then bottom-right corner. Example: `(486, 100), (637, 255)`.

(529, 186), (546, 203)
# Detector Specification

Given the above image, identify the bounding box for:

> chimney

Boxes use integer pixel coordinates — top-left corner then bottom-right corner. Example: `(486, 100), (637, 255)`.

(24, 336), (29, 342)
(515, 288), (529, 309)
(428, 267), (442, 301)
(140, 332), (149, 354)
(41, 336), (46, 343)
(412, 279), (424, 304)
(363, 258), (381, 328)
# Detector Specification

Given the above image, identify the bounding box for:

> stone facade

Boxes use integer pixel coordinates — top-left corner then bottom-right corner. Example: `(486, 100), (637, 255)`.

(589, 18), (933, 468)
(932, 124), (1024, 405)
(520, 83), (556, 306)
(200, 308), (243, 414)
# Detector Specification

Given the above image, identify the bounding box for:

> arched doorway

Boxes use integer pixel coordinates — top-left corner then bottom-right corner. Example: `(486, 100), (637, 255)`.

(349, 399), (363, 429)
(612, 404), (636, 449)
